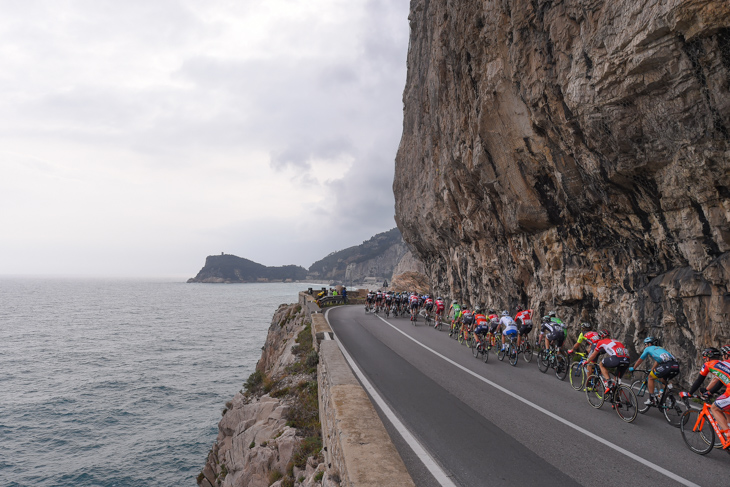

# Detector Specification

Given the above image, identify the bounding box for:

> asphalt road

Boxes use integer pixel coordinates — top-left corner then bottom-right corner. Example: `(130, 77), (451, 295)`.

(326, 305), (730, 487)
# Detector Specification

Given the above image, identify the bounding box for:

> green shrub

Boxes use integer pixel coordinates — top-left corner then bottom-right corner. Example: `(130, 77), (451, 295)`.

(244, 370), (264, 393)
(268, 469), (283, 485)
(291, 435), (323, 469)
(314, 471), (324, 482)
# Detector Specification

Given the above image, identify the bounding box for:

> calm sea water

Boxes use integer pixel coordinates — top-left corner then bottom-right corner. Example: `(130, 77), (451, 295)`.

(0, 278), (322, 487)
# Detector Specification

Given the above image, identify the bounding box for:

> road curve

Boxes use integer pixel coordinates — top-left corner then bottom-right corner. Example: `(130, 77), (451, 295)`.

(326, 305), (730, 487)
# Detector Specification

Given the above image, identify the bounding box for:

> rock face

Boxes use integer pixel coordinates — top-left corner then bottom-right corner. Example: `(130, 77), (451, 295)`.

(307, 228), (411, 285)
(198, 304), (334, 487)
(394, 0), (730, 374)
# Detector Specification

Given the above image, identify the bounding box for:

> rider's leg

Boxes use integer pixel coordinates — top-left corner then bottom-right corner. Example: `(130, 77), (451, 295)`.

(598, 363), (610, 382)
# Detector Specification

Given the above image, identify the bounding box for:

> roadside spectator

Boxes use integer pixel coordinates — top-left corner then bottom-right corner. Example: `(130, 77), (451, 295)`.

(342, 287), (348, 304)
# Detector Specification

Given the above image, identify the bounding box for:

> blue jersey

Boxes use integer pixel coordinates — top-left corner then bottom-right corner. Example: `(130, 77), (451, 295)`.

(639, 346), (675, 363)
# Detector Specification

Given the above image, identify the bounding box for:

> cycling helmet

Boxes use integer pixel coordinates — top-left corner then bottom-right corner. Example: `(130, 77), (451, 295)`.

(452, 300), (458, 304)
(643, 336), (659, 345)
(548, 310), (557, 318)
(437, 297), (442, 301)
(580, 322), (592, 330)
(721, 345), (730, 356)
(542, 315), (550, 322)
(702, 347), (722, 359)
(502, 310), (510, 316)
(598, 329), (610, 339)
(488, 309), (496, 314)
(474, 306), (481, 313)
(516, 304), (523, 312)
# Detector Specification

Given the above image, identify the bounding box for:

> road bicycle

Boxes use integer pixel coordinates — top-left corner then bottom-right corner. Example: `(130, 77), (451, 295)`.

(449, 320), (461, 340)
(498, 333), (519, 366)
(517, 336), (533, 363)
(433, 312), (444, 331)
(679, 393), (730, 455)
(384, 303), (390, 318)
(584, 373), (638, 423)
(568, 352), (592, 391)
(472, 331), (488, 361)
(538, 345), (568, 380)
(424, 310), (434, 328)
(630, 369), (687, 427)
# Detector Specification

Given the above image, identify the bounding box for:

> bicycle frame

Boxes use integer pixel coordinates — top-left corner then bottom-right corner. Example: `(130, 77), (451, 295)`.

(691, 403), (730, 449)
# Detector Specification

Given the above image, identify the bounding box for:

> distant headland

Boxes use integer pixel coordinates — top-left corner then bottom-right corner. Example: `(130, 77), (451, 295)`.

(187, 228), (426, 286)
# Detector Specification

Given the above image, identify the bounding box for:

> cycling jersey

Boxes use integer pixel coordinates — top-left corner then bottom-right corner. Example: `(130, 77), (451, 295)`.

(451, 304), (462, 319)
(541, 321), (563, 333)
(710, 361), (730, 385)
(595, 339), (630, 358)
(575, 331), (599, 346)
(462, 310), (474, 326)
(435, 299), (445, 313)
(425, 297), (434, 310)
(700, 359), (721, 377)
(639, 346), (676, 364)
(500, 316), (517, 331)
(515, 309), (533, 325)
(474, 313), (487, 326)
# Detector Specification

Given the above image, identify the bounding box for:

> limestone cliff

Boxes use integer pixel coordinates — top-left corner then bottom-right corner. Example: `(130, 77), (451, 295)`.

(198, 304), (336, 487)
(394, 0), (730, 374)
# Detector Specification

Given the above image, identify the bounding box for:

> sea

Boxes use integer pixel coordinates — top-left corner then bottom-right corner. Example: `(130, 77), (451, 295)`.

(0, 277), (325, 487)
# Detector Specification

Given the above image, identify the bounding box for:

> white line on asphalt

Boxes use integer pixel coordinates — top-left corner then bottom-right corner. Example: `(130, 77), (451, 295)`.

(372, 313), (700, 487)
(324, 308), (458, 487)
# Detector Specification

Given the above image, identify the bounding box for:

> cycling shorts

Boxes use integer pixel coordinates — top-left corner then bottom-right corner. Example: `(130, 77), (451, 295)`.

(474, 325), (489, 335)
(715, 394), (730, 412)
(651, 360), (680, 380)
(488, 322), (499, 333)
(602, 356), (630, 378)
(410, 301), (419, 310)
(425, 303), (433, 311)
(519, 324), (533, 336)
(504, 328), (518, 338)
(548, 330), (565, 346)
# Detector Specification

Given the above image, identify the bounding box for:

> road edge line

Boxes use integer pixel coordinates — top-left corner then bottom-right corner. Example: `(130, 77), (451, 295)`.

(325, 308), (458, 487)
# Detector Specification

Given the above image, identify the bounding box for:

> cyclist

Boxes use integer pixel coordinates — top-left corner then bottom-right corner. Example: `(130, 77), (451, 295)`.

(629, 337), (680, 406)
(474, 307), (489, 337)
(567, 322), (600, 355)
(375, 290), (384, 312)
(686, 347), (725, 398)
(586, 329), (631, 393)
(424, 294), (434, 319)
(449, 301), (462, 336)
(500, 310), (518, 351)
(434, 297), (446, 328)
(487, 310), (500, 347)
(366, 291), (375, 311)
(408, 292), (420, 321)
(461, 306), (475, 342)
(541, 315), (565, 351)
(705, 356), (730, 440)
(514, 305), (533, 348)
(384, 291), (393, 312)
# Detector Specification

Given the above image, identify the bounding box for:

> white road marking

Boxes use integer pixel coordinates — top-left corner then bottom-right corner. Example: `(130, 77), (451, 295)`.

(324, 308), (458, 487)
(369, 313), (701, 487)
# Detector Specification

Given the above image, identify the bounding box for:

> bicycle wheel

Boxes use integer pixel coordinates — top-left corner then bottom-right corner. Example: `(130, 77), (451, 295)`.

(498, 345), (506, 361)
(680, 410), (714, 454)
(483, 344), (490, 363)
(585, 375), (605, 408)
(631, 380), (651, 414)
(662, 393), (689, 427)
(614, 385), (638, 423)
(522, 342), (533, 363)
(509, 343), (518, 366)
(537, 350), (549, 373)
(473, 342), (482, 359)
(569, 363), (585, 391)
(555, 354), (568, 380)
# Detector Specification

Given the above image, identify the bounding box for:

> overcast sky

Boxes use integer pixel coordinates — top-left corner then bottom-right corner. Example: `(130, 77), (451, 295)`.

(0, 0), (410, 278)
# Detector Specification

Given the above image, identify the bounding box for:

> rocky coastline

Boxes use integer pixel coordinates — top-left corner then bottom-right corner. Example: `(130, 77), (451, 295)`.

(198, 303), (336, 487)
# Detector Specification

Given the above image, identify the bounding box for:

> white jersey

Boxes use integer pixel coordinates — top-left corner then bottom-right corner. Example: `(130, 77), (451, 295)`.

(500, 316), (517, 331)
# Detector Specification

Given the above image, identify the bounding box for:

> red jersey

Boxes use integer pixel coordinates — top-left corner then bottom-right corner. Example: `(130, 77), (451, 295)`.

(475, 313), (488, 326)
(515, 309), (533, 324)
(584, 331), (600, 344)
(595, 339), (629, 358)
(436, 299), (445, 312)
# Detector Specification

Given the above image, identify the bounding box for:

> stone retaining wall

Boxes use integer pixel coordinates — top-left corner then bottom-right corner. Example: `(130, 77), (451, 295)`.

(299, 293), (415, 487)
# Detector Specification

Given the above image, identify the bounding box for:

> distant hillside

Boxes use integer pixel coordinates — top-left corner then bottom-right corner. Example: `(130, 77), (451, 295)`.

(187, 254), (307, 283)
(307, 228), (408, 285)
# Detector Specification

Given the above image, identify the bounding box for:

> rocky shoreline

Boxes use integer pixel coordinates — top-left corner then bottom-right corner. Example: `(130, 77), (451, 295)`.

(197, 303), (336, 487)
